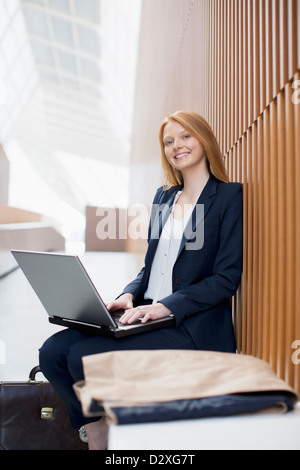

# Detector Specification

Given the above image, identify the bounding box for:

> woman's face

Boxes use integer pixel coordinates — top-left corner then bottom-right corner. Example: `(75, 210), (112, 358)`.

(162, 120), (206, 173)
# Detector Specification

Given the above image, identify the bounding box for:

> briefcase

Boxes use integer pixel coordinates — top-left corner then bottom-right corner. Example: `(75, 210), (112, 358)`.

(0, 366), (87, 450)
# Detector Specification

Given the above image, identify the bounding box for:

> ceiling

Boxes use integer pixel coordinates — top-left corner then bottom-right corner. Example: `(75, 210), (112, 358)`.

(0, 0), (142, 215)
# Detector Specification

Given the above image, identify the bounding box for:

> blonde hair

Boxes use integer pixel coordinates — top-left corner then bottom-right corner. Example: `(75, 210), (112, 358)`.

(158, 110), (229, 188)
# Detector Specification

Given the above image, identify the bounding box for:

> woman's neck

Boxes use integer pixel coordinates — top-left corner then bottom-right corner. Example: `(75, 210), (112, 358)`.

(181, 167), (210, 201)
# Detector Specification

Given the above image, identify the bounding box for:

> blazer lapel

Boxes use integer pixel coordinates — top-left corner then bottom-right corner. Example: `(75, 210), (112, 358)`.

(146, 185), (182, 262)
(177, 176), (218, 256)
(145, 177), (218, 265)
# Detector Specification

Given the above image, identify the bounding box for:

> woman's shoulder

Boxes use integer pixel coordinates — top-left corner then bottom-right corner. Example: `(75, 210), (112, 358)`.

(153, 179), (242, 203)
(153, 184), (181, 203)
(214, 180), (243, 212)
(216, 180), (243, 196)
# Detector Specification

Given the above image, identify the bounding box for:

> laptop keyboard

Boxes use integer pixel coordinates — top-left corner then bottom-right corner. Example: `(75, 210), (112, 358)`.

(113, 311), (143, 327)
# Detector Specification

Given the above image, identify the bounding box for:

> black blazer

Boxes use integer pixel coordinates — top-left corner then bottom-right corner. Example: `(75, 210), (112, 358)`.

(121, 175), (243, 353)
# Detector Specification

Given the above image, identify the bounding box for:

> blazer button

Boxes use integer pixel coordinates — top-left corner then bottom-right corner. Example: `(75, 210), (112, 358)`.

(175, 278), (181, 285)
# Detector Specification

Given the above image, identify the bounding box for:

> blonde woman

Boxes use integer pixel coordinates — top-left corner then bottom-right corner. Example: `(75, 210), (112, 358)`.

(39, 111), (243, 449)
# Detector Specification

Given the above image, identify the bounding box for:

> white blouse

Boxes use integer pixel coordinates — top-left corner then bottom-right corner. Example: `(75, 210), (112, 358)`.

(144, 190), (196, 304)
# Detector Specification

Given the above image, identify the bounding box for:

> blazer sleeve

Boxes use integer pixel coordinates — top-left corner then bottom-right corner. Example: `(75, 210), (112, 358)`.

(160, 183), (243, 326)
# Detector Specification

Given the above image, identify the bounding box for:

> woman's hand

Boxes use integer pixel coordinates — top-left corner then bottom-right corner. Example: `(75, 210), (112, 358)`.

(106, 293), (134, 313)
(119, 302), (172, 325)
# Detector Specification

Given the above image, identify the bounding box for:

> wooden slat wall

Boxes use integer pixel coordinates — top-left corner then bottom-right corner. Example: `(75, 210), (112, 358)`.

(163, 0), (300, 393)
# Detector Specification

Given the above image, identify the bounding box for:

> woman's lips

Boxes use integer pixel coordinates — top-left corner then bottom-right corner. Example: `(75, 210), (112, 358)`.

(174, 152), (190, 160)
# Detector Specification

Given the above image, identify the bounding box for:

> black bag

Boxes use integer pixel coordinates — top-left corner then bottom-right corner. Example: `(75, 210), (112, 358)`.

(0, 366), (87, 450)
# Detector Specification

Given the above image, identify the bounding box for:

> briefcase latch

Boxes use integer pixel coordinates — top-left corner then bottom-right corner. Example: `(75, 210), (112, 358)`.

(41, 407), (54, 419)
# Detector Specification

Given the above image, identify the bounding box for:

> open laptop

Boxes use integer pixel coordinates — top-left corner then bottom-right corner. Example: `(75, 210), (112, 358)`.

(11, 250), (175, 338)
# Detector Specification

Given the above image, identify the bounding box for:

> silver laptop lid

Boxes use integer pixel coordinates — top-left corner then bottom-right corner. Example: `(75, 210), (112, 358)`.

(11, 250), (116, 329)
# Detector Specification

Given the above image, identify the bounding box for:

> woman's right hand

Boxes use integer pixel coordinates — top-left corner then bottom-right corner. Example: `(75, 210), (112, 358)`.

(106, 293), (134, 313)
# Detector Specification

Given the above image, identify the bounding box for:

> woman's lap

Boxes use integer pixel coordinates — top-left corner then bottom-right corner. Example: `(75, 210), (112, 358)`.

(40, 324), (196, 382)
(39, 324), (196, 428)
(71, 326), (194, 377)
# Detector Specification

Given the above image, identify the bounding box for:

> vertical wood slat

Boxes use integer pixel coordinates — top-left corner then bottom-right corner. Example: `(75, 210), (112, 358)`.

(247, 1), (254, 128)
(262, 106), (271, 364)
(253, 0), (260, 120)
(288, 0), (298, 79)
(251, 120), (259, 356)
(243, 2), (249, 135)
(163, 0), (300, 394)
(294, 70), (300, 391)
(241, 133), (248, 353)
(224, 0), (231, 149)
(257, 114), (264, 359)
(217, 0), (221, 148)
(265, 0), (272, 107)
(229, 0), (234, 147)
(246, 130), (253, 355)
(259, 0), (266, 112)
(235, 136), (243, 349)
(279, 0), (288, 89)
(284, 80), (296, 386)
(268, 98), (279, 372)
(276, 90), (286, 379)
(237, 1), (244, 145)
(298, 0), (300, 68)
(272, 1), (280, 99)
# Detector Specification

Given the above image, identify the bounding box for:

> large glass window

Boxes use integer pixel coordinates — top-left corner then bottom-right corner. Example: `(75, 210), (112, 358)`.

(0, 0), (142, 248)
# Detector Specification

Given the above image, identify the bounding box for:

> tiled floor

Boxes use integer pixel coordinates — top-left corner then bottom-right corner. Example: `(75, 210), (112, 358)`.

(0, 251), (143, 381)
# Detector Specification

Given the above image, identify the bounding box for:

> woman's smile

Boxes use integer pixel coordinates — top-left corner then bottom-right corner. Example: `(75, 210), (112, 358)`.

(174, 151), (191, 161)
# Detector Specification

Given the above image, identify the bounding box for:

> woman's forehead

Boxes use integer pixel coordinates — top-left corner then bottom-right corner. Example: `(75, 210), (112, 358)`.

(163, 120), (187, 136)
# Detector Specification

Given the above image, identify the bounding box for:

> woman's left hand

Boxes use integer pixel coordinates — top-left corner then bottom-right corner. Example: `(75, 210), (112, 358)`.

(119, 303), (172, 325)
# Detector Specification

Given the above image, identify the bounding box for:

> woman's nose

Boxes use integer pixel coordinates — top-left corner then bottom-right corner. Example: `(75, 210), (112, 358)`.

(173, 138), (183, 150)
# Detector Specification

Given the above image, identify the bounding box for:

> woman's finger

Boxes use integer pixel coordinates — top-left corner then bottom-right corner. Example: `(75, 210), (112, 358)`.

(141, 312), (151, 323)
(119, 307), (143, 324)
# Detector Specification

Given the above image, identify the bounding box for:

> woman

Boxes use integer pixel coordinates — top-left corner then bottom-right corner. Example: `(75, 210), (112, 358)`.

(39, 111), (243, 449)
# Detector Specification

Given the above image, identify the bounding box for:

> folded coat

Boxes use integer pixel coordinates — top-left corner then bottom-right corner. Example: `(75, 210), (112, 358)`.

(73, 350), (299, 425)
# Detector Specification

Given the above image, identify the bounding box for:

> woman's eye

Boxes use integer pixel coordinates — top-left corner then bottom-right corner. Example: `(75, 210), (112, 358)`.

(165, 140), (173, 146)
(183, 134), (190, 139)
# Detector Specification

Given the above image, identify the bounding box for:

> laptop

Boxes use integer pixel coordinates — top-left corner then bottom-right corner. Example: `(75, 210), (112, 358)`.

(11, 250), (175, 338)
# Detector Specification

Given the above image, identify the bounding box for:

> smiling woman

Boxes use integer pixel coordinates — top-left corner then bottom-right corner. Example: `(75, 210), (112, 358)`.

(158, 111), (229, 188)
(39, 110), (243, 449)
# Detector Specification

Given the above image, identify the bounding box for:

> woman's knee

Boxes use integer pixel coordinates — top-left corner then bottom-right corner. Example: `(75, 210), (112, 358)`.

(39, 335), (56, 369)
(39, 329), (87, 375)
(66, 344), (85, 382)
(65, 334), (118, 381)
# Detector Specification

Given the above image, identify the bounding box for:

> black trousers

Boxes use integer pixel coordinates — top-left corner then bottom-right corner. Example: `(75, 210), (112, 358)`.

(39, 324), (197, 429)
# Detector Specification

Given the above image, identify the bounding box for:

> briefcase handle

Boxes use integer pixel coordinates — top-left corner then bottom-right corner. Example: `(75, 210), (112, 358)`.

(28, 365), (42, 383)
